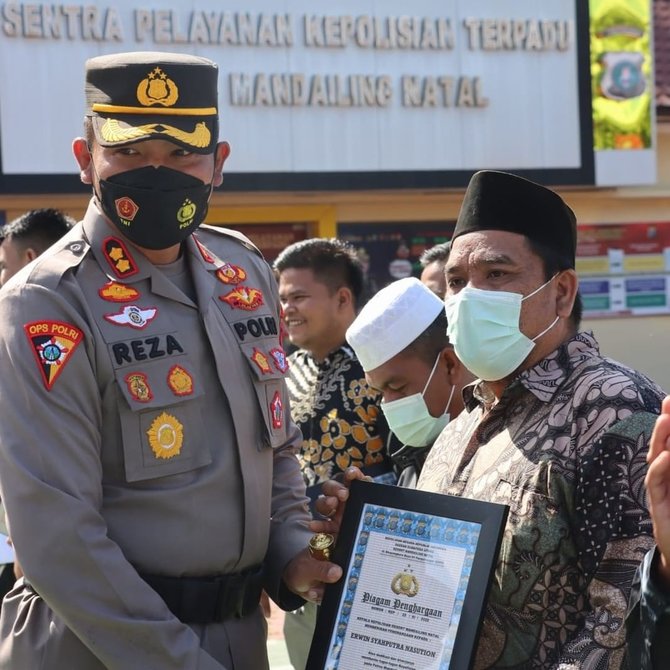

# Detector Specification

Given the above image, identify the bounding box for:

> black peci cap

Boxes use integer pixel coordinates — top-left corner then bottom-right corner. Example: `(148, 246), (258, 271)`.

(453, 171), (577, 267)
(85, 51), (219, 154)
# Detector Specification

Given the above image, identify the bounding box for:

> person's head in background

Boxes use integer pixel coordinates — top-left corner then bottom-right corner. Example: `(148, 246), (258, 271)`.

(0, 208), (75, 286)
(274, 238), (363, 360)
(347, 277), (474, 448)
(419, 241), (450, 298)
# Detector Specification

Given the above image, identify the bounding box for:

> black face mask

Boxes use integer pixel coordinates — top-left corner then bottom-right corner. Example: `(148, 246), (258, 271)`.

(97, 166), (213, 250)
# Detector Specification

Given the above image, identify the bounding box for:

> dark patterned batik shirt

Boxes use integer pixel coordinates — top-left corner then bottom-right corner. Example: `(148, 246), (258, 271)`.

(418, 331), (665, 669)
(287, 345), (395, 489)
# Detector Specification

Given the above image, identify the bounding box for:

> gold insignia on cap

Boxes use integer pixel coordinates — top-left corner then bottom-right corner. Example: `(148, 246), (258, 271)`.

(99, 119), (211, 149)
(137, 66), (179, 108)
(147, 412), (183, 460)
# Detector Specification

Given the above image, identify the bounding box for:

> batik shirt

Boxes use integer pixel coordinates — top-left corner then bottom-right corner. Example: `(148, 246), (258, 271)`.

(626, 548), (670, 669)
(287, 345), (395, 489)
(418, 331), (665, 669)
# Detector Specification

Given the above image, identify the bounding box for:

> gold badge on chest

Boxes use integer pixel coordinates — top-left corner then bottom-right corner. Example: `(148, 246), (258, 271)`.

(147, 412), (183, 460)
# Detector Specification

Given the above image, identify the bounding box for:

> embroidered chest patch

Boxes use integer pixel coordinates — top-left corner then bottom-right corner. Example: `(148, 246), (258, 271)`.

(167, 365), (194, 396)
(24, 321), (84, 390)
(269, 347), (289, 373)
(147, 412), (183, 460)
(220, 286), (264, 311)
(104, 305), (157, 329)
(125, 372), (153, 403)
(270, 391), (283, 429)
(216, 263), (247, 285)
(250, 348), (272, 375)
(99, 281), (140, 303)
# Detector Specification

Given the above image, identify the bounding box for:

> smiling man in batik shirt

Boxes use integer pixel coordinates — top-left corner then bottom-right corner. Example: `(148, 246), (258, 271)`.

(275, 238), (397, 669)
(418, 171), (665, 669)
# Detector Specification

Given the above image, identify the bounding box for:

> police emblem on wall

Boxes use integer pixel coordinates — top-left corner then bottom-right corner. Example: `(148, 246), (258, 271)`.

(147, 412), (183, 460)
(104, 305), (158, 329)
(125, 372), (153, 403)
(103, 237), (139, 278)
(24, 321), (84, 391)
(599, 51), (646, 101)
(167, 365), (194, 396)
(220, 286), (264, 311)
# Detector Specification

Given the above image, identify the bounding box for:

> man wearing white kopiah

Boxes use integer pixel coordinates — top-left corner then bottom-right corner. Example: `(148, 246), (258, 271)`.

(417, 170), (665, 668)
(345, 277), (473, 487)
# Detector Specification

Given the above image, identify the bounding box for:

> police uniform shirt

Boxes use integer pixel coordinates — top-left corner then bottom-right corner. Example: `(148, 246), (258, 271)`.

(0, 201), (311, 670)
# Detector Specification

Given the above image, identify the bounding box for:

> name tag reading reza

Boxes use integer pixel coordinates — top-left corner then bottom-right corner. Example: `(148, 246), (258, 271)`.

(306, 481), (508, 670)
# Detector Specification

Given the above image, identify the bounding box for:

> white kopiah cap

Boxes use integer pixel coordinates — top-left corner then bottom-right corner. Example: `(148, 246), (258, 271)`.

(346, 277), (444, 372)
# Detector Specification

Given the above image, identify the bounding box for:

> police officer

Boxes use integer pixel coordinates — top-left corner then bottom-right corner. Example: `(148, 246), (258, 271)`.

(0, 52), (340, 670)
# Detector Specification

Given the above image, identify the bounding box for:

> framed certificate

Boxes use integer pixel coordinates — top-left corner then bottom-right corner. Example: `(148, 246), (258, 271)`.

(306, 480), (509, 670)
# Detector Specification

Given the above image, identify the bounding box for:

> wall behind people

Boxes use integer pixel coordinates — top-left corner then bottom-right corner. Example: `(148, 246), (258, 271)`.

(584, 315), (670, 391)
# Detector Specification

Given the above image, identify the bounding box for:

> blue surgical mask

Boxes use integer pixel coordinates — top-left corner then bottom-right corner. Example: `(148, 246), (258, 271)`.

(444, 277), (559, 382)
(381, 354), (456, 447)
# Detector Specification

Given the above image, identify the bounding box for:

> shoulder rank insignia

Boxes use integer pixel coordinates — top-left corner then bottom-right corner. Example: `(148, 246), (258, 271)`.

(104, 305), (157, 329)
(147, 412), (183, 460)
(270, 391), (283, 429)
(251, 348), (272, 375)
(125, 372), (153, 403)
(103, 237), (139, 278)
(167, 365), (194, 396)
(269, 347), (289, 373)
(220, 286), (264, 311)
(99, 281), (140, 303)
(216, 263), (247, 285)
(24, 321), (84, 391)
(193, 236), (216, 264)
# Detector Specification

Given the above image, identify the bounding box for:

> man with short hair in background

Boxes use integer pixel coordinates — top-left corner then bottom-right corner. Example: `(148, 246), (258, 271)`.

(275, 238), (398, 669)
(0, 208), (74, 286)
(419, 240), (450, 298)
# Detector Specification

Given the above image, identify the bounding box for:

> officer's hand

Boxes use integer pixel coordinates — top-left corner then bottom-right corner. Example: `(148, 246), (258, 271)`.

(309, 466), (368, 539)
(647, 395), (670, 587)
(282, 548), (342, 604)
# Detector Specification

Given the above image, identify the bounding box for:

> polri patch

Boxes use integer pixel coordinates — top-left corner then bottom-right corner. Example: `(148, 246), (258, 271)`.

(103, 237), (139, 278)
(99, 281), (140, 303)
(216, 263), (247, 285)
(125, 372), (153, 403)
(104, 305), (157, 329)
(167, 365), (194, 396)
(269, 347), (289, 373)
(147, 412), (183, 460)
(219, 286), (264, 311)
(250, 348), (272, 375)
(24, 321), (84, 391)
(270, 391), (283, 429)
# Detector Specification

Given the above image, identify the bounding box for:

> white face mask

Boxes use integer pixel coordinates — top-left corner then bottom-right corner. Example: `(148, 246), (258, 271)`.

(381, 354), (456, 447)
(444, 277), (559, 382)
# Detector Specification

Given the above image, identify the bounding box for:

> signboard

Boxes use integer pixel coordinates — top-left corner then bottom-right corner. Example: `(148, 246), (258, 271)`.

(577, 222), (670, 317)
(0, 0), (598, 192)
